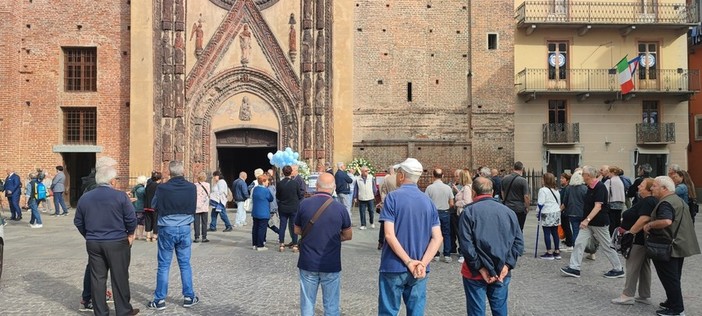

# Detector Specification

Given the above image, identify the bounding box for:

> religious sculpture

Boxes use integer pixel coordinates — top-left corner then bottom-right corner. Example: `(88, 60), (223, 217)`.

(190, 17), (204, 58)
(239, 96), (252, 121)
(174, 76), (184, 116)
(162, 119), (173, 161)
(162, 74), (174, 117)
(240, 24), (252, 65)
(174, 31), (185, 72)
(288, 14), (297, 63)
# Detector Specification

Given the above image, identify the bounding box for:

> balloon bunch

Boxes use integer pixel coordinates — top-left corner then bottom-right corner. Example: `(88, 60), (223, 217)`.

(267, 147), (301, 168)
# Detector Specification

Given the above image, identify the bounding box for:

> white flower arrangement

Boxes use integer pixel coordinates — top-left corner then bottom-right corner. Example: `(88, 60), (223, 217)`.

(347, 157), (377, 176)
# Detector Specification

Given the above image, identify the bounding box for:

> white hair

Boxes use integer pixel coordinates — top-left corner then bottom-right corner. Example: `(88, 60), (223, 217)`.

(95, 156), (117, 170)
(136, 175), (148, 185)
(169, 160), (184, 177)
(337, 162), (345, 168)
(655, 176), (676, 192)
(569, 170), (585, 186)
(95, 166), (117, 185)
(669, 164), (682, 173)
(254, 168), (264, 177)
(582, 165), (598, 178)
(479, 167), (491, 177)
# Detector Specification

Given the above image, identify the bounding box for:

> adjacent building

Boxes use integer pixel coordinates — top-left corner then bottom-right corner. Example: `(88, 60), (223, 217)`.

(514, 0), (698, 178)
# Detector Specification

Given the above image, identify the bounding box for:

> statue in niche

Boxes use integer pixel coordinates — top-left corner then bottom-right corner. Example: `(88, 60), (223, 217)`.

(303, 117), (312, 149)
(162, 119), (173, 160)
(174, 118), (185, 153)
(174, 0), (185, 30)
(162, 74), (174, 117)
(287, 114), (296, 144)
(303, 0), (313, 24)
(239, 24), (252, 65)
(174, 31), (185, 67)
(190, 16), (204, 57)
(301, 30), (311, 64)
(174, 75), (184, 116)
(288, 14), (297, 62)
(162, 0), (173, 30)
(162, 32), (172, 67)
(315, 31), (325, 62)
(316, 0), (325, 29)
(315, 76), (325, 115)
(302, 74), (311, 108)
(315, 118), (324, 149)
(239, 96), (252, 121)
(193, 125), (203, 162)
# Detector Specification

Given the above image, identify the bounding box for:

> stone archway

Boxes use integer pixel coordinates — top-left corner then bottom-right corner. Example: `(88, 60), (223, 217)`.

(186, 67), (299, 172)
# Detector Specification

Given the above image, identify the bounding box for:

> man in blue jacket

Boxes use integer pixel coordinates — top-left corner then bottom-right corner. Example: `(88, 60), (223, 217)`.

(458, 177), (524, 316)
(148, 160), (200, 310)
(74, 157), (139, 316)
(232, 171), (249, 227)
(5, 168), (22, 221)
(334, 162), (353, 219)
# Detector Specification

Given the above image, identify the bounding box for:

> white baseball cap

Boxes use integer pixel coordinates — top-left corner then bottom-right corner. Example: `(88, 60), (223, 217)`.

(394, 158), (424, 176)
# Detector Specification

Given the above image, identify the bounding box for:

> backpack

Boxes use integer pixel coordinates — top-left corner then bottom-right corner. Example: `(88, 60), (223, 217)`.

(689, 198), (699, 221)
(620, 176), (632, 192)
(33, 180), (47, 200)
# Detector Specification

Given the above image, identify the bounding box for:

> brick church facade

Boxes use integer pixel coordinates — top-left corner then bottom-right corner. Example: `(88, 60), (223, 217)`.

(0, 0), (515, 204)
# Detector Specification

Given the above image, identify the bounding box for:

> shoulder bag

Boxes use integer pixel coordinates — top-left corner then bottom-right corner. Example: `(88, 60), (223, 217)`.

(644, 216), (683, 262)
(501, 175), (518, 204)
(299, 197), (334, 245)
(243, 186), (255, 212)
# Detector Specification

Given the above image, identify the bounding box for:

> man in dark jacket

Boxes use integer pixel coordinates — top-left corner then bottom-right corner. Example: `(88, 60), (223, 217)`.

(5, 168), (22, 221)
(628, 163), (652, 205)
(147, 161), (199, 310)
(276, 165), (304, 250)
(458, 177), (524, 316)
(334, 162), (353, 219)
(74, 157), (139, 316)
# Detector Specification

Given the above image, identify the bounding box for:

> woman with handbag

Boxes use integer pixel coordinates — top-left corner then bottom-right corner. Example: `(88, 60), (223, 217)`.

(643, 176), (700, 316)
(611, 178), (656, 305)
(604, 166), (627, 236)
(251, 174), (274, 251)
(537, 172), (561, 260)
(193, 172), (211, 243)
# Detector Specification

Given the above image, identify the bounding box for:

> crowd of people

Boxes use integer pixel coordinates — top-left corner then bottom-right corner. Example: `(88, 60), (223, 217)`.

(2, 157), (700, 316)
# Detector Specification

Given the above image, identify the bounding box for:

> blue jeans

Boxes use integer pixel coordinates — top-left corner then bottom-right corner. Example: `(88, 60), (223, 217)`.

(336, 193), (352, 220)
(463, 276), (511, 316)
(209, 201), (232, 229)
(28, 198), (42, 225)
(438, 210), (451, 256)
(154, 225), (195, 301)
(358, 200), (375, 227)
(278, 212), (298, 244)
(299, 269), (341, 316)
(53, 192), (68, 214)
(378, 272), (427, 316)
(252, 218), (268, 247)
(569, 217), (582, 242)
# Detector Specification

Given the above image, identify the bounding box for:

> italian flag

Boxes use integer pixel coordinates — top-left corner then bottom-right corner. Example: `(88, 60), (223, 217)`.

(616, 56), (639, 95)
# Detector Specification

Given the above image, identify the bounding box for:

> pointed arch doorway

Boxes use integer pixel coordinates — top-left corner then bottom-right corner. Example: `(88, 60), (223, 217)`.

(215, 128), (276, 185)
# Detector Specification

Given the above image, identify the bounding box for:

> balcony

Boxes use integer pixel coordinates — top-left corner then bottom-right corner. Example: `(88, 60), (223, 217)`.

(516, 68), (700, 97)
(516, 1), (698, 33)
(636, 123), (675, 144)
(543, 123), (580, 144)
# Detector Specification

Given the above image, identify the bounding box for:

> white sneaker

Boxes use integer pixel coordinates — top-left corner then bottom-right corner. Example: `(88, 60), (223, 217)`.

(458, 256), (465, 263)
(371, 224), (376, 229)
(563, 246), (574, 252)
(443, 256), (452, 263)
(433, 256), (440, 262)
(30, 224), (43, 228)
(256, 246), (268, 251)
(359, 226), (367, 230)
(586, 253), (596, 260)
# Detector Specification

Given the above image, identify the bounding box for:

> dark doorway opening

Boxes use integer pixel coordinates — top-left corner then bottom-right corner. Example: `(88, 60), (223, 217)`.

(217, 147), (275, 187)
(61, 152), (96, 206)
(547, 153), (579, 188)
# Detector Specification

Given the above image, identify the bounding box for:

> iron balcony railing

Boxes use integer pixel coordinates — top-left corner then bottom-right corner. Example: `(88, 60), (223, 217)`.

(516, 1), (699, 26)
(516, 68), (701, 93)
(543, 123), (580, 144)
(636, 123), (675, 144)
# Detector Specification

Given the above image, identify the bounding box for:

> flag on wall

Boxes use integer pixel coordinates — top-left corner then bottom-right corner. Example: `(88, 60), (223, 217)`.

(616, 56), (639, 95)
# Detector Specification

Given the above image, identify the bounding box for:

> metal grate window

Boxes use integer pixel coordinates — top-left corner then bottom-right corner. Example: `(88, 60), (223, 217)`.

(64, 47), (97, 91)
(63, 107), (97, 145)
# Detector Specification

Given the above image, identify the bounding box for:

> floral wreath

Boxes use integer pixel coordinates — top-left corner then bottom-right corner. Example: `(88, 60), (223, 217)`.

(347, 157), (377, 176)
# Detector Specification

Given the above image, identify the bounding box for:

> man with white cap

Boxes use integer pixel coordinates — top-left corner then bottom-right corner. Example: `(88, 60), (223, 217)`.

(378, 158), (443, 315)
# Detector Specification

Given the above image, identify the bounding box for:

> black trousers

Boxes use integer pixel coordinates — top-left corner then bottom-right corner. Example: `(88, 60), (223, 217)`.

(515, 211), (527, 231)
(560, 213), (573, 247)
(87, 239), (134, 316)
(653, 257), (685, 313)
(144, 211), (159, 234)
(193, 212), (208, 239)
(608, 209), (622, 236)
(449, 211), (460, 253)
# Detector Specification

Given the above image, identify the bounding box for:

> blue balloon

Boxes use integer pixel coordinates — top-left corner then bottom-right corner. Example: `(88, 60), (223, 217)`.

(293, 152), (299, 159)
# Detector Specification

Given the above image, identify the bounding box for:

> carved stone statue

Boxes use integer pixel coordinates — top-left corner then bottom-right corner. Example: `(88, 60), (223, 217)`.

(302, 74), (311, 108)
(239, 96), (251, 121)
(303, 0), (313, 28)
(315, 76), (325, 115)
(190, 18), (204, 57)
(240, 24), (252, 65)
(162, 32), (173, 68)
(174, 31), (185, 68)
(303, 117), (312, 149)
(175, 0), (185, 31)
(316, 0), (325, 30)
(193, 124), (203, 162)
(162, 0), (173, 30)
(315, 31), (325, 71)
(288, 14), (297, 62)
(174, 118), (185, 153)
(174, 75), (184, 117)
(302, 30), (312, 65)
(163, 74), (174, 117)
(315, 117), (324, 150)
(162, 119), (173, 161)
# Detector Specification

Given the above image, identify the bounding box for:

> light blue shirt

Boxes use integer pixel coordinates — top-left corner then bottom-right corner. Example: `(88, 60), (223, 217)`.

(158, 214), (194, 227)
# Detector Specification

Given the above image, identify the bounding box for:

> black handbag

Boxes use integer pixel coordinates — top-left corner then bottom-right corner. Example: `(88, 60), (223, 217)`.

(644, 217), (682, 262)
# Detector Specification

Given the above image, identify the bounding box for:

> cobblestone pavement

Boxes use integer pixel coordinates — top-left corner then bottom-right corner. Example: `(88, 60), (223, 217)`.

(0, 207), (701, 315)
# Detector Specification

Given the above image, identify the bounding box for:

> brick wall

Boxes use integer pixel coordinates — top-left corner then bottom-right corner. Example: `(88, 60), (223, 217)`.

(0, 1), (130, 177)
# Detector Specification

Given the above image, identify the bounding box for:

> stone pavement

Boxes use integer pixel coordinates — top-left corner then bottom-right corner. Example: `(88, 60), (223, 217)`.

(0, 207), (701, 315)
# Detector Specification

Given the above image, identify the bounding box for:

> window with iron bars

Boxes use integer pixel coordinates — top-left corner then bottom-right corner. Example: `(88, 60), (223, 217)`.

(63, 107), (97, 145)
(63, 47), (97, 92)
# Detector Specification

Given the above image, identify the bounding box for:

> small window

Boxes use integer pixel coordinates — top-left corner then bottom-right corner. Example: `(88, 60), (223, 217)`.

(63, 47), (97, 91)
(487, 33), (498, 50)
(696, 115), (702, 141)
(63, 107), (97, 145)
(407, 82), (413, 102)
